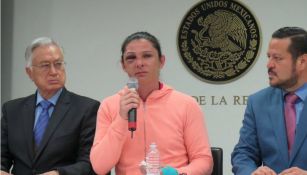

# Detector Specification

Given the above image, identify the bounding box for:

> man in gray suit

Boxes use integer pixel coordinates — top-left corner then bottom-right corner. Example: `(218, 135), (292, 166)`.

(232, 27), (307, 175)
(1, 37), (99, 175)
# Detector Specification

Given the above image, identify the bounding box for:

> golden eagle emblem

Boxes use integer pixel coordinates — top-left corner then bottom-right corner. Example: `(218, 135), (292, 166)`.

(194, 10), (247, 52)
(177, 0), (261, 83)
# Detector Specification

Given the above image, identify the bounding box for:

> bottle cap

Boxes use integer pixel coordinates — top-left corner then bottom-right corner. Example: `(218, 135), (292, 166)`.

(150, 142), (157, 148)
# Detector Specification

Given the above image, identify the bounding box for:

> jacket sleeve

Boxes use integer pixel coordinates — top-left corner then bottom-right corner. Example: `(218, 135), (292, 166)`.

(231, 96), (261, 175)
(1, 103), (13, 173)
(177, 99), (213, 175)
(90, 97), (129, 174)
(56, 100), (100, 175)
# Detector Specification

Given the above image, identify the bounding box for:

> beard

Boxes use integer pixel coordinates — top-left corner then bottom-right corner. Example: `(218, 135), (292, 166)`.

(269, 65), (298, 90)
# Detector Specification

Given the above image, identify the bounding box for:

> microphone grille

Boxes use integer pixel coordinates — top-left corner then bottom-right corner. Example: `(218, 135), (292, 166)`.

(127, 77), (138, 89)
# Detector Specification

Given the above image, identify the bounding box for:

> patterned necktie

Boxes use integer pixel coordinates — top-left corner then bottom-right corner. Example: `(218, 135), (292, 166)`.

(34, 100), (52, 147)
(284, 93), (298, 155)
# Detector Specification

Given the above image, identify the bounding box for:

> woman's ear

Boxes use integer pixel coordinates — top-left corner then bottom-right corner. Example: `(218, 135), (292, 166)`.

(159, 55), (166, 69)
(121, 61), (127, 72)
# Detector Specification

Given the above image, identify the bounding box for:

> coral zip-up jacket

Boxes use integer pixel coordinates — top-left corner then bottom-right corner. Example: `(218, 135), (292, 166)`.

(90, 83), (213, 175)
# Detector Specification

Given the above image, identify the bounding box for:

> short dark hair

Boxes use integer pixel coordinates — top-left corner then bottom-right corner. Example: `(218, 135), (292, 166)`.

(272, 27), (307, 59)
(121, 31), (162, 62)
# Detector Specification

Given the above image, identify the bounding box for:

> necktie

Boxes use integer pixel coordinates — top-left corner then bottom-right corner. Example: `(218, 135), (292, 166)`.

(34, 100), (52, 147)
(284, 93), (298, 155)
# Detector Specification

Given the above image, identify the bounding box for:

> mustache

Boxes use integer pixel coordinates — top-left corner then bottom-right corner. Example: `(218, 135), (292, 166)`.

(268, 68), (276, 75)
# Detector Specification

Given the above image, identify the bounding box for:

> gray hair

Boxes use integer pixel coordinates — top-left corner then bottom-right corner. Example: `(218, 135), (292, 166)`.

(25, 37), (64, 67)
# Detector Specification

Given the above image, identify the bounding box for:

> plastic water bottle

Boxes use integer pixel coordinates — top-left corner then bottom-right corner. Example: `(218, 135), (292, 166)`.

(146, 142), (160, 175)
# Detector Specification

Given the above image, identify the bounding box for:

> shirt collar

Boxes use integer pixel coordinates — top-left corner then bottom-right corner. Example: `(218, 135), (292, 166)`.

(296, 83), (307, 102)
(36, 88), (63, 106)
(283, 83), (307, 102)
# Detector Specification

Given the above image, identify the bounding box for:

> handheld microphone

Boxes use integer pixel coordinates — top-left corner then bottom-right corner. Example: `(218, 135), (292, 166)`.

(127, 77), (138, 138)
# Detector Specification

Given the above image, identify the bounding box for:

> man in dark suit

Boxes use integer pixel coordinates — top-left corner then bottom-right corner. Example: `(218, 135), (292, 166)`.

(1, 37), (100, 175)
(231, 27), (307, 175)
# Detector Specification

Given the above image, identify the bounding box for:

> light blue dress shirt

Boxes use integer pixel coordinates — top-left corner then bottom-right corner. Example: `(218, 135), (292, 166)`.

(283, 83), (307, 124)
(295, 83), (307, 123)
(33, 89), (62, 128)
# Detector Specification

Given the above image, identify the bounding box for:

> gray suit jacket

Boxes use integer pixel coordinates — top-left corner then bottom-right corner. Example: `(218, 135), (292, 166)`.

(231, 86), (307, 175)
(1, 88), (100, 175)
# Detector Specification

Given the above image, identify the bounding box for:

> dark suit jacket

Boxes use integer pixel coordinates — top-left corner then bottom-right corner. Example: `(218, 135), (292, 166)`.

(231, 87), (307, 175)
(1, 88), (100, 175)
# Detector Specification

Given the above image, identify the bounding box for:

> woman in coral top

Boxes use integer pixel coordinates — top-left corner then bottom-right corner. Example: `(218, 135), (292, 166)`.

(90, 31), (213, 175)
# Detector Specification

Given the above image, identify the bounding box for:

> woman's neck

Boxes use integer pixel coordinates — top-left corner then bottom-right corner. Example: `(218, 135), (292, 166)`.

(138, 81), (160, 101)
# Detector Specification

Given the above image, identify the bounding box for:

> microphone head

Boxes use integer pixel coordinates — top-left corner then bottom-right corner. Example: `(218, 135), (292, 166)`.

(127, 77), (139, 90)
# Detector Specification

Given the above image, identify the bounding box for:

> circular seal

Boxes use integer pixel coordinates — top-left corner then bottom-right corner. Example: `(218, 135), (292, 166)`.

(177, 0), (261, 83)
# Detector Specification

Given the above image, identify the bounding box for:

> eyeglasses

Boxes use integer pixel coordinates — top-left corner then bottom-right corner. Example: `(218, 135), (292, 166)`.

(31, 61), (66, 72)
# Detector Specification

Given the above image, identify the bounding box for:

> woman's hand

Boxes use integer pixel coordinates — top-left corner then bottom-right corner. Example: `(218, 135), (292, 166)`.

(119, 87), (140, 120)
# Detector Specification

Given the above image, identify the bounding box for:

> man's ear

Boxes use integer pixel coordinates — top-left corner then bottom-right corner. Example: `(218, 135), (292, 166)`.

(298, 53), (307, 70)
(302, 53), (307, 63)
(26, 67), (33, 81)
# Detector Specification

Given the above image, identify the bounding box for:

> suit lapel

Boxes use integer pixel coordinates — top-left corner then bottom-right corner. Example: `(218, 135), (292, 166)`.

(268, 89), (289, 162)
(23, 95), (36, 161)
(34, 89), (71, 161)
(289, 99), (307, 164)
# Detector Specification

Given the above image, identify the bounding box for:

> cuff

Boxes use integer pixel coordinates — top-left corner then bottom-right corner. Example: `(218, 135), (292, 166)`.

(161, 166), (179, 175)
